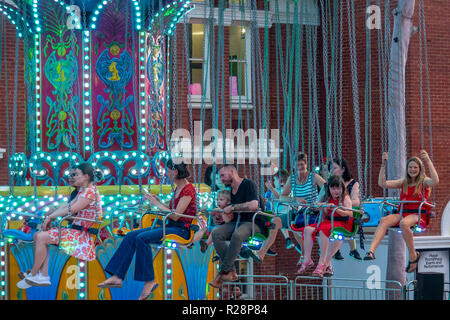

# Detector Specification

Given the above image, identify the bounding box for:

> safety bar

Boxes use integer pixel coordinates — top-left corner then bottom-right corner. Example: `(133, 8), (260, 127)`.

(251, 211), (277, 240)
(141, 210), (200, 246)
(329, 206), (362, 235)
(380, 200), (435, 223)
(57, 214), (103, 246)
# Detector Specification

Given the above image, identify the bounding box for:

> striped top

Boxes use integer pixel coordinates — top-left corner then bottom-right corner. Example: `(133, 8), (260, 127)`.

(291, 172), (318, 204)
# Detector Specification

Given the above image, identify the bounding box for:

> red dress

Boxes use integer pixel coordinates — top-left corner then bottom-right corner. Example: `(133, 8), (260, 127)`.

(307, 198), (354, 240)
(396, 185), (432, 228)
(169, 183), (197, 224)
(48, 185), (102, 261)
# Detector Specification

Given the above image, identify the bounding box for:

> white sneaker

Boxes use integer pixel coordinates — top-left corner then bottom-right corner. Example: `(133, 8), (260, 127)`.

(17, 274), (32, 289)
(25, 273), (51, 287)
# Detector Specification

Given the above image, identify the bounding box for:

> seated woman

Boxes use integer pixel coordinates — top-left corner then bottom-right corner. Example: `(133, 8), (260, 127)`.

(98, 159), (197, 300)
(17, 163), (102, 288)
(279, 153), (325, 254)
(364, 150), (439, 273)
(298, 175), (353, 277)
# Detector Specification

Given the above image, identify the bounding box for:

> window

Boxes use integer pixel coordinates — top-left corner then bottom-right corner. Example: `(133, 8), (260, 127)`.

(229, 24), (251, 106)
(188, 23), (211, 106)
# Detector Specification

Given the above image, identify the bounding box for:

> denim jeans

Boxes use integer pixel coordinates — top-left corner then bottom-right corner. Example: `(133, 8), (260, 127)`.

(211, 221), (261, 273)
(105, 226), (189, 282)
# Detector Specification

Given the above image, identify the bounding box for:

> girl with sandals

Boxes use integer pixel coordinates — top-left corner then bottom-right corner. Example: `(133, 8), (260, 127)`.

(363, 150), (439, 273)
(297, 175), (353, 278)
(98, 160), (197, 300)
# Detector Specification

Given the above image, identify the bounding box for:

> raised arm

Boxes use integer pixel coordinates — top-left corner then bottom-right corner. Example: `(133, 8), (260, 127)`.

(350, 181), (361, 208)
(378, 152), (403, 189)
(313, 173), (326, 189)
(279, 176), (292, 202)
(421, 150), (439, 187)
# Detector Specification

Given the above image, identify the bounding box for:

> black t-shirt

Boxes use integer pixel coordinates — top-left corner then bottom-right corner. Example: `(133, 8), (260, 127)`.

(230, 179), (266, 230)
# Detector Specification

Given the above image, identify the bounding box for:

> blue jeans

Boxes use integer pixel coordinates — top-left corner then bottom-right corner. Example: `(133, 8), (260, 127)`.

(105, 226), (189, 282)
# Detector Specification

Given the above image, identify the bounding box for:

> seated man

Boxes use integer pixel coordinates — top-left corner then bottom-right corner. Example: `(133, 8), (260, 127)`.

(209, 165), (266, 288)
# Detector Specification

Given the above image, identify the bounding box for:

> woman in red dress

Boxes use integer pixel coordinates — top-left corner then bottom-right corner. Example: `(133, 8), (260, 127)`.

(364, 150), (439, 273)
(98, 160), (197, 300)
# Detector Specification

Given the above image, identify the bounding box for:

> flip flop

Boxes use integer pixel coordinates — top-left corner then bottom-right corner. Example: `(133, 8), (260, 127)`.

(406, 251), (421, 273)
(139, 283), (159, 300)
(98, 280), (123, 289)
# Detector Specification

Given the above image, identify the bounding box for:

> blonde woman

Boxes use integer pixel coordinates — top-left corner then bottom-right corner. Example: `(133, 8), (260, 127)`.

(363, 150), (439, 273)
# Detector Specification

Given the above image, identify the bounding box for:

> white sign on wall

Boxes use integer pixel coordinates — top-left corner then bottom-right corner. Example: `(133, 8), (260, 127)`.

(418, 250), (449, 283)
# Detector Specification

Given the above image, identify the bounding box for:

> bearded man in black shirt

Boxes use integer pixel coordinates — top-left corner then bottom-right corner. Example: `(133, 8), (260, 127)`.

(209, 165), (265, 288)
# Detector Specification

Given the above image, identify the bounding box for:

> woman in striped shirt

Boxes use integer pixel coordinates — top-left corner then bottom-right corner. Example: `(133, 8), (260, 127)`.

(279, 153), (325, 254)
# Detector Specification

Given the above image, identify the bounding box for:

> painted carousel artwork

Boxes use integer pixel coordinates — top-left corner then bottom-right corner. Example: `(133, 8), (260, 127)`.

(0, 0), (216, 300)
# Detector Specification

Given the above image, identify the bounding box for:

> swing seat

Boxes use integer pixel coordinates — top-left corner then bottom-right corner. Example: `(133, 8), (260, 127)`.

(330, 208), (362, 241)
(244, 233), (267, 251)
(244, 212), (274, 251)
(2, 228), (37, 242)
(160, 220), (200, 249)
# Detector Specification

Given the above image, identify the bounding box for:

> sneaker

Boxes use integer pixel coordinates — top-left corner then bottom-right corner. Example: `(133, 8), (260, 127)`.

(349, 249), (362, 260)
(333, 250), (344, 260)
(17, 272), (32, 289)
(266, 248), (278, 256)
(285, 238), (295, 250)
(25, 273), (51, 287)
(239, 247), (250, 259)
(294, 244), (302, 255)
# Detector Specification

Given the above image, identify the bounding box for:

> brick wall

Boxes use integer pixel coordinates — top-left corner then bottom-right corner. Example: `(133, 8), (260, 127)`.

(1, 1), (449, 279)
(0, 19), (26, 186)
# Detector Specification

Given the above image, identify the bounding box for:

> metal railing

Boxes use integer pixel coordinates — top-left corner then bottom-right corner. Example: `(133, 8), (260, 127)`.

(294, 276), (405, 300)
(220, 275), (291, 300)
(219, 275), (408, 300)
(404, 280), (450, 300)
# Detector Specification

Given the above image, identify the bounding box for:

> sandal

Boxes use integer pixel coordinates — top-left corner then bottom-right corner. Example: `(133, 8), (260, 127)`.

(139, 283), (159, 300)
(98, 279), (123, 289)
(406, 251), (421, 273)
(312, 263), (327, 278)
(296, 260), (314, 274)
(363, 251), (375, 261)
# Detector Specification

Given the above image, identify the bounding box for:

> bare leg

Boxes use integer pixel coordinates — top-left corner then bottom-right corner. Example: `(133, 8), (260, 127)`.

(348, 239), (356, 251)
(400, 214), (419, 262)
(318, 231), (330, 265)
(368, 214), (400, 254)
(302, 227), (315, 263)
(258, 217), (282, 260)
(40, 251), (50, 277)
(281, 228), (290, 239)
(30, 231), (51, 276)
(324, 239), (344, 267)
(192, 228), (207, 243)
(293, 232), (304, 251)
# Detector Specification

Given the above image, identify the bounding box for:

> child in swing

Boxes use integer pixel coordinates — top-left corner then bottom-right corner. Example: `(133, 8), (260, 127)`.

(193, 189), (233, 252)
(297, 175), (353, 278)
(363, 150), (439, 273)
